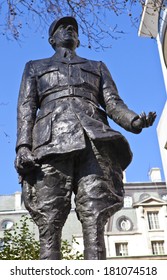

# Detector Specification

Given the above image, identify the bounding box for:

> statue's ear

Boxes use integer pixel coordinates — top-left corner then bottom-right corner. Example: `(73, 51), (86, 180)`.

(48, 37), (55, 45)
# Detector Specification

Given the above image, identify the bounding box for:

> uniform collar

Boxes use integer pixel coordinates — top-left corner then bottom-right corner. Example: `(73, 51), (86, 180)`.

(51, 49), (87, 64)
(56, 48), (76, 59)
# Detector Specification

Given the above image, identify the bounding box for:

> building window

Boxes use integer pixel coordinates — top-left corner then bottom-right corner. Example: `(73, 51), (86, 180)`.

(0, 220), (14, 230)
(151, 241), (165, 255)
(117, 216), (133, 231)
(147, 212), (160, 230)
(115, 243), (128, 256)
(124, 196), (132, 208)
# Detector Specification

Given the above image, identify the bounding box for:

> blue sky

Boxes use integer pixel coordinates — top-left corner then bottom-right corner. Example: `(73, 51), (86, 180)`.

(0, 10), (166, 195)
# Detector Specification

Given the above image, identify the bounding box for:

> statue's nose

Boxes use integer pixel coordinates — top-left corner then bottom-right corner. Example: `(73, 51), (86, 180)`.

(66, 25), (74, 31)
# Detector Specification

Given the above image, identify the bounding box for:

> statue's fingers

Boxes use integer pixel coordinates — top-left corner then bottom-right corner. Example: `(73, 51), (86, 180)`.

(139, 112), (146, 119)
(146, 113), (156, 127)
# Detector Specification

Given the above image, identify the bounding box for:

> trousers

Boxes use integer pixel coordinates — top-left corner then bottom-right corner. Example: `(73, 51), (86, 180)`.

(22, 138), (124, 259)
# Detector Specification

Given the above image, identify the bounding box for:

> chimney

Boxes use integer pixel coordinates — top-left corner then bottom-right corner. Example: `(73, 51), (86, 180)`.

(149, 168), (162, 182)
(14, 191), (22, 210)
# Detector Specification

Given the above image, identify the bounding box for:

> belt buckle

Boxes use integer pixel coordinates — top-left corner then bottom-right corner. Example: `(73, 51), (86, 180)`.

(69, 87), (74, 96)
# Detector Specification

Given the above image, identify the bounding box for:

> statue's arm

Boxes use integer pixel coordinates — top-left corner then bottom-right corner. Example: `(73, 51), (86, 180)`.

(15, 61), (38, 175)
(100, 62), (156, 132)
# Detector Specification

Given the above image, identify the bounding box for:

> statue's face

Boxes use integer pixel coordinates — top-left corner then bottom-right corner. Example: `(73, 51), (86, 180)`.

(51, 23), (79, 50)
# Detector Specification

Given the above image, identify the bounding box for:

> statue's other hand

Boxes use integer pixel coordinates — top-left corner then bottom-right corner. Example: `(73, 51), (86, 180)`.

(139, 111), (157, 128)
(15, 147), (37, 175)
(132, 111), (156, 130)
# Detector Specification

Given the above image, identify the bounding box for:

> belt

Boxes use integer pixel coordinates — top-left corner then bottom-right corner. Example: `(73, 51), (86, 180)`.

(40, 88), (99, 107)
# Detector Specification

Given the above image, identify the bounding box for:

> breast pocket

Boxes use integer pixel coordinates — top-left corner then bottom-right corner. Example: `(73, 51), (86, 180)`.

(80, 66), (100, 88)
(37, 67), (59, 94)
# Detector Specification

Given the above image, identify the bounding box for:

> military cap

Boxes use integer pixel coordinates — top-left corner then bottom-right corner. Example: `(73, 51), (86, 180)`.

(49, 16), (78, 37)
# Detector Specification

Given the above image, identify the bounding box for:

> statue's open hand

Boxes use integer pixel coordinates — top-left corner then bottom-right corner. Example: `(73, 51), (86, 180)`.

(15, 147), (38, 175)
(132, 111), (157, 130)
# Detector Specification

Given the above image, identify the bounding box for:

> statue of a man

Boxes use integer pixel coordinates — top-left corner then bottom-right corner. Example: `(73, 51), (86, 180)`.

(15, 16), (156, 260)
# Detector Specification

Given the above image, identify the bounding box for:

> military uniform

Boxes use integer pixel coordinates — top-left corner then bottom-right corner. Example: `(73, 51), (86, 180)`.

(16, 51), (141, 259)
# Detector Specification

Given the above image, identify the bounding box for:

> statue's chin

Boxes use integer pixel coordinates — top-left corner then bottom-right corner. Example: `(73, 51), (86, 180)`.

(62, 38), (76, 49)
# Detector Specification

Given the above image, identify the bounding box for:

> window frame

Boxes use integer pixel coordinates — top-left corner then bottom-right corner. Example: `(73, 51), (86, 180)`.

(147, 211), (160, 230)
(151, 240), (165, 255)
(115, 242), (129, 256)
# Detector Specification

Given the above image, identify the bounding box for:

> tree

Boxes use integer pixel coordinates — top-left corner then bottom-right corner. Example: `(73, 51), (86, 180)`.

(61, 238), (83, 260)
(0, 215), (83, 260)
(0, 216), (40, 260)
(1, 0), (164, 50)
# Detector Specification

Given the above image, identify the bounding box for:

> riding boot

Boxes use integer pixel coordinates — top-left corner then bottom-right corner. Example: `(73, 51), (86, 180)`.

(38, 225), (62, 260)
(84, 247), (106, 260)
(82, 223), (106, 260)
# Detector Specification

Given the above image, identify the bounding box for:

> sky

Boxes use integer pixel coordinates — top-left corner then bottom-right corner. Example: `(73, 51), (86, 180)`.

(0, 9), (167, 195)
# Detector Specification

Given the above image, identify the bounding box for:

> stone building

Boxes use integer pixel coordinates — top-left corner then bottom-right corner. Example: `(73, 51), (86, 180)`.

(73, 168), (167, 259)
(138, 0), (167, 182)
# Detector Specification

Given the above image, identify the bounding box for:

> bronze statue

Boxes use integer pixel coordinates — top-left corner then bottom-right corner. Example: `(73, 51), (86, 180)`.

(15, 16), (156, 260)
